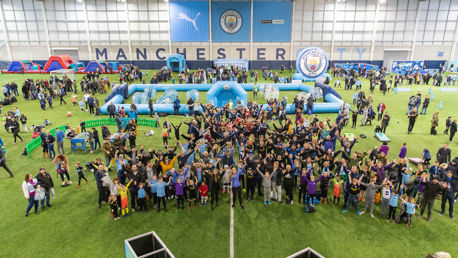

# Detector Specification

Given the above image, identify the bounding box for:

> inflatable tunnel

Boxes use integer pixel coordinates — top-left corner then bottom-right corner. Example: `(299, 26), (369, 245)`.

(207, 81), (247, 107)
(43, 55), (74, 72)
(101, 83), (347, 115)
(166, 54), (186, 73)
(3, 60), (42, 73)
(84, 61), (106, 73)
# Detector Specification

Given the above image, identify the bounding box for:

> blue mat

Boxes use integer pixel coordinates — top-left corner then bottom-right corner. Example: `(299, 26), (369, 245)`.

(375, 132), (390, 142)
(440, 88), (457, 92)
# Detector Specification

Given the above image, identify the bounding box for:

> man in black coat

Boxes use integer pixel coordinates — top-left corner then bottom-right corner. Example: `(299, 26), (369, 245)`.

(449, 119), (457, 143)
(107, 102), (116, 119)
(437, 144), (451, 164)
(36, 167), (54, 208)
(148, 98), (154, 117)
(418, 178), (444, 222)
(0, 148), (13, 178)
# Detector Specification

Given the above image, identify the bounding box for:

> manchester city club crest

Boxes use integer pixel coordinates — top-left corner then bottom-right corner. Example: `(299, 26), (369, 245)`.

(296, 47), (328, 81)
(220, 9), (242, 34)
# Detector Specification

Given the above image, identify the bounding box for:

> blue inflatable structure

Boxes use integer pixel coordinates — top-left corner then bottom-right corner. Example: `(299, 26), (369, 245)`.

(207, 81), (247, 107)
(101, 82), (347, 115)
(166, 54), (186, 73)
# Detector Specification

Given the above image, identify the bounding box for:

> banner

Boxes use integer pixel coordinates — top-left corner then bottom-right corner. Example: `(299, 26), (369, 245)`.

(391, 61), (424, 74)
(170, 1), (209, 42)
(253, 1), (292, 42)
(447, 61), (458, 72)
(211, 1), (251, 42)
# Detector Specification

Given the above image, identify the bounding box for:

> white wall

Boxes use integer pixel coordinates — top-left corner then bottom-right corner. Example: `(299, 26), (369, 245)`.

(0, 0), (457, 61)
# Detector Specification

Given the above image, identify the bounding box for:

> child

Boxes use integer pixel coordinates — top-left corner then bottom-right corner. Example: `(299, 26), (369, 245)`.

(80, 120), (86, 132)
(398, 143), (407, 159)
(108, 194), (120, 221)
(258, 169), (272, 205)
(332, 175), (343, 205)
(402, 196), (416, 227)
(155, 177), (169, 212)
(387, 186), (402, 222)
(319, 171), (332, 204)
(360, 176), (384, 217)
(305, 172), (322, 206)
(198, 181), (208, 206)
(174, 178), (185, 209)
(343, 178), (362, 215)
(187, 179), (198, 209)
(154, 112), (160, 128)
(118, 179), (133, 218)
(149, 175), (158, 208)
(75, 162), (88, 189)
(79, 99), (84, 112)
(380, 182), (391, 218)
(72, 94), (77, 106)
(222, 165), (231, 194)
(137, 182), (147, 212)
(161, 126), (168, 147)
(298, 168), (308, 204)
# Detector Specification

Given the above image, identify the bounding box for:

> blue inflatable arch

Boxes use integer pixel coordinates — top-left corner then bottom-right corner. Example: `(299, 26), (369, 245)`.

(207, 81), (247, 107)
(166, 54), (186, 73)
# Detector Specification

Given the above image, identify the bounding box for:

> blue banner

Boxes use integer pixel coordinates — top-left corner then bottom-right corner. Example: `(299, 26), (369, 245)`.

(170, 1), (209, 42)
(391, 61), (424, 74)
(211, 1), (251, 42)
(253, 1), (292, 42)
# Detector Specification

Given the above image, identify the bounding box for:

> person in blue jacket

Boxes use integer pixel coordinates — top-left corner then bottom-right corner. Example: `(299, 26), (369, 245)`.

(155, 177), (169, 212)
(173, 96), (180, 115)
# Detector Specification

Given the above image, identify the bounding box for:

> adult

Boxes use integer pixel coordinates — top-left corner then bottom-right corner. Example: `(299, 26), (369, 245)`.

(449, 119), (457, 143)
(40, 127), (48, 158)
(148, 98), (154, 117)
(430, 111), (439, 135)
(0, 147), (13, 178)
(173, 96), (180, 115)
(56, 127), (65, 155)
(53, 154), (72, 185)
(19, 113), (27, 132)
(107, 101), (116, 119)
(437, 144), (451, 165)
(101, 125), (111, 140)
(22, 174), (39, 217)
(440, 171), (455, 219)
(418, 178), (445, 222)
(46, 130), (56, 159)
(407, 108), (418, 134)
(36, 167), (54, 208)
(94, 165), (109, 208)
(10, 117), (22, 144)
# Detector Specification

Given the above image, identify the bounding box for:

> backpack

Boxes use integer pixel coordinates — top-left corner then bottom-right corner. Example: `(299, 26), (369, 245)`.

(304, 204), (316, 213)
(374, 192), (381, 204)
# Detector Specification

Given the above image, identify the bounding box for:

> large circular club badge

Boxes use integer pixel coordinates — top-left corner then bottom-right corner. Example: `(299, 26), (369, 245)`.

(296, 47), (329, 81)
(220, 9), (242, 34)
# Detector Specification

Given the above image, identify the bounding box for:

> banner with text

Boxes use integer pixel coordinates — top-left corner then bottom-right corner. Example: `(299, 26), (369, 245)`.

(253, 1), (292, 42)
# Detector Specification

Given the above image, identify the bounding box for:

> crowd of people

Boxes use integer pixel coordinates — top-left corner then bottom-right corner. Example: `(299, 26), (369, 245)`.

(16, 88), (457, 226)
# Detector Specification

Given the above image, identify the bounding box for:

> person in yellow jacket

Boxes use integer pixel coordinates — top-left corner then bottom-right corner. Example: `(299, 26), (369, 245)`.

(154, 153), (178, 174)
(118, 179), (132, 218)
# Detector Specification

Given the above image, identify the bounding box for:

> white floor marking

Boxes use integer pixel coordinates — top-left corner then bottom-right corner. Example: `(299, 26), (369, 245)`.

(230, 193), (234, 258)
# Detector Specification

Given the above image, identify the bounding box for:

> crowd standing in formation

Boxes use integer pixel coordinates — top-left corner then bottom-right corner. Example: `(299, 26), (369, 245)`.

(2, 66), (455, 226)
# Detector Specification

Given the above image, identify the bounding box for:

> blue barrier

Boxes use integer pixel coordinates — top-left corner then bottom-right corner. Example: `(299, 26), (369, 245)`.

(101, 82), (346, 115)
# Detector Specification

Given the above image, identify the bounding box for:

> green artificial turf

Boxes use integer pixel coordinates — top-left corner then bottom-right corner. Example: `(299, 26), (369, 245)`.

(0, 70), (457, 258)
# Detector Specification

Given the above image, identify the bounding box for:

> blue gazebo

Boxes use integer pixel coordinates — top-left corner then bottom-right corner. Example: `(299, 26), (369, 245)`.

(166, 54), (186, 73)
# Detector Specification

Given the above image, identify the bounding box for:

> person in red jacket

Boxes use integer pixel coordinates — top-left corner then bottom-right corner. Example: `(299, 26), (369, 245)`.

(198, 181), (208, 206)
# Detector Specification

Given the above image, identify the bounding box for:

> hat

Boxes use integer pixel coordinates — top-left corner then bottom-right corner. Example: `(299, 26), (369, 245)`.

(224, 165), (228, 168)
(39, 167), (45, 170)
